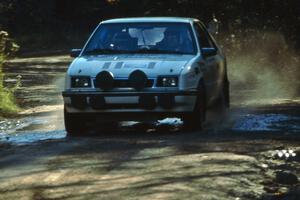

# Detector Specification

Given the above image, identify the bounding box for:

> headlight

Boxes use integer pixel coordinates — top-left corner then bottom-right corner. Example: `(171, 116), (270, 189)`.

(71, 76), (91, 88)
(157, 76), (178, 87)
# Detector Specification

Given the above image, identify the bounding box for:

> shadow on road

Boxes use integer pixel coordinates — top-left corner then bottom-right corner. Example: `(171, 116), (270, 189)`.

(0, 55), (299, 200)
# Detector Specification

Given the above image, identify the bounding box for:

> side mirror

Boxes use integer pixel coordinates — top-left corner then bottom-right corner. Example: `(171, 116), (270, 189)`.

(202, 48), (217, 57)
(70, 49), (82, 58)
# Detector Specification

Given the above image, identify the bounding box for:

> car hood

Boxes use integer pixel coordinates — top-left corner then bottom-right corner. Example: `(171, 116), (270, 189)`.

(68, 54), (195, 78)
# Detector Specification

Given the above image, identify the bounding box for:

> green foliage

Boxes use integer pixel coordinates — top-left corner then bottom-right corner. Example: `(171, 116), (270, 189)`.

(0, 31), (20, 116)
(0, 84), (20, 116)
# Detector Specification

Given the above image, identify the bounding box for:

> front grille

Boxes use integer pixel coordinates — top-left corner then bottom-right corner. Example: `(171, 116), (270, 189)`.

(94, 79), (154, 88)
(115, 79), (154, 88)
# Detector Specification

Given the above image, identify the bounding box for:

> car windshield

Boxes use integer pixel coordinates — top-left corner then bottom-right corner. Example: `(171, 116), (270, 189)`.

(83, 23), (197, 55)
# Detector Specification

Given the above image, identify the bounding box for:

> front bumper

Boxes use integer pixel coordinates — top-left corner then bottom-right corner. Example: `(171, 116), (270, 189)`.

(62, 89), (199, 116)
(62, 89), (200, 97)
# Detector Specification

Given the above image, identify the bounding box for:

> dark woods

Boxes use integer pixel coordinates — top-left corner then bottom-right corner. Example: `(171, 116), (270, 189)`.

(0, 0), (299, 51)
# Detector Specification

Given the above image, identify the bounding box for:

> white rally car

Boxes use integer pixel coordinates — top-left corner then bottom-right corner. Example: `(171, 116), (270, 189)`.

(62, 17), (229, 135)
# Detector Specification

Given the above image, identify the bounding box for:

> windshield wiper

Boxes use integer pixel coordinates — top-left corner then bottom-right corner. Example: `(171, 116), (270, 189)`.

(84, 48), (187, 55)
(130, 49), (184, 55)
(83, 48), (127, 55)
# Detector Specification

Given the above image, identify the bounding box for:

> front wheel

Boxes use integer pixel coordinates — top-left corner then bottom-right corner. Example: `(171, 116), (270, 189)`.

(64, 106), (88, 136)
(182, 86), (206, 131)
(224, 78), (230, 108)
(215, 79), (230, 113)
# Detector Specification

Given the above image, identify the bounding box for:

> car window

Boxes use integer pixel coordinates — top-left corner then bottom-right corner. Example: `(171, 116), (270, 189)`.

(194, 23), (216, 49)
(83, 23), (197, 55)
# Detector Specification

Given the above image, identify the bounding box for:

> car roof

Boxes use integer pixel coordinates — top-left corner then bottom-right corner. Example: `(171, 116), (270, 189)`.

(101, 17), (199, 24)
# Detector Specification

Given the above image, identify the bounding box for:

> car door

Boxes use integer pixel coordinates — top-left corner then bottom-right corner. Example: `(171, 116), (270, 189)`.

(194, 22), (223, 104)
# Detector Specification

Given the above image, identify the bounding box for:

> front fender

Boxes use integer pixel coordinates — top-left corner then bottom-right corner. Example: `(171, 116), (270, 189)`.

(179, 56), (203, 90)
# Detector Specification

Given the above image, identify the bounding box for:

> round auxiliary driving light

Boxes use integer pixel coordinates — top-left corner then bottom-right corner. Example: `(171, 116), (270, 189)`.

(71, 96), (87, 109)
(158, 95), (175, 109)
(129, 70), (148, 91)
(139, 95), (156, 110)
(95, 71), (114, 91)
(90, 96), (106, 110)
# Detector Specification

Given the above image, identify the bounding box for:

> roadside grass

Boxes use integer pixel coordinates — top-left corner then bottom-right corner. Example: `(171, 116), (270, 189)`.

(0, 55), (20, 117)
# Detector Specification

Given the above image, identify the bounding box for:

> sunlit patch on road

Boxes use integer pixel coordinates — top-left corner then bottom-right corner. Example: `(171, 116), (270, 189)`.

(0, 114), (65, 145)
(233, 98), (300, 109)
(120, 118), (183, 133)
(273, 149), (297, 160)
(233, 114), (300, 132)
(1, 130), (66, 145)
(0, 118), (33, 135)
(20, 104), (63, 115)
(157, 118), (182, 126)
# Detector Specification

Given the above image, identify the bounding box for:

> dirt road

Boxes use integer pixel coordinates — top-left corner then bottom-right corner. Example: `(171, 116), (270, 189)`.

(0, 56), (299, 200)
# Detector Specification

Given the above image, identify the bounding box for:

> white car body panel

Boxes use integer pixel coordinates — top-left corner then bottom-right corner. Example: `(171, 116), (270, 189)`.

(68, 54), (195, 80)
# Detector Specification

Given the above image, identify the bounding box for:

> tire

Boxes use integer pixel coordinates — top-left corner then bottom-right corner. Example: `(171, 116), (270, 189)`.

(64, 106), (88, 137)
(224, 78), (230, 108)
(183, 83), (206, 131)
(215, 79), (230, 112)
(215, 89), (226, 112)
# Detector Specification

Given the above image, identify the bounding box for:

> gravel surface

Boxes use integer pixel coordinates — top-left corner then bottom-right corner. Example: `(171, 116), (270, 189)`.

(0, 55), (299, 200)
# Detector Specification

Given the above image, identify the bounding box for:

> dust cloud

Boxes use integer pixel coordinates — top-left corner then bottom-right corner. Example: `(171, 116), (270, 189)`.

(222, 31), (300, 105)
